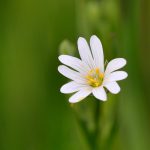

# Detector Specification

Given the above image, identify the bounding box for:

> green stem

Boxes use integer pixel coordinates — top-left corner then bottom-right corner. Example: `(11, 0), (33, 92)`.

(72, 100), (101, 150)
(74, 111), (94, 150)
(93, 100), (101, 150)
(105, 119), (118, 150)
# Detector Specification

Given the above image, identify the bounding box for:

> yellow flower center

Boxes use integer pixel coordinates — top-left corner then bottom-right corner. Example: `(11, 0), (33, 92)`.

(85, 68), (104, 87)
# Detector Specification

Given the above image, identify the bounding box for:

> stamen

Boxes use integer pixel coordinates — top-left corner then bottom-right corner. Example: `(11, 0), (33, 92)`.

(85, 68), (104, 87)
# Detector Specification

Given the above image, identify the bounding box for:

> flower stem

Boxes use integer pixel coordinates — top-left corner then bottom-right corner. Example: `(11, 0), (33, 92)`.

(76, 115), (94, 150)
(73, 100), (101, 150)
(93, 100), (101, 150)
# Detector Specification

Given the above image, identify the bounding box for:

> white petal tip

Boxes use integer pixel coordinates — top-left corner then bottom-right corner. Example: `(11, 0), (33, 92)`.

(115, 91), (120, 94)
(113, 89), (121, 94)
(57, 65), (61, 72)
(105, 71), (128, 82)
(124, 72), (128, 78)
(58, 55), (67, 62)
(90, 35), (101, 41)
(77, 37), (86, 44)
(60, 87), (65, 93)
(100, 98), (107, 101)
(58, 55), (63, 61)
(90, 35), (98, 39)
(119, 58), (127, 64)
(78, 37), (83, 41)
(57, 65), (62, 73)
(68, 100), (76, 103)
(68, 89), (92, 103)
(92, 87), (107, 102)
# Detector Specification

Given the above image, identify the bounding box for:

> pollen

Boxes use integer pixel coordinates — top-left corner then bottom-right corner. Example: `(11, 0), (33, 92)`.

(85, 68), (104, 87)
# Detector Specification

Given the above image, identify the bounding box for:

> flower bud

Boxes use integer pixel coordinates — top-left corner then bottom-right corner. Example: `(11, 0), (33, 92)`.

(59, 40), (75, 56)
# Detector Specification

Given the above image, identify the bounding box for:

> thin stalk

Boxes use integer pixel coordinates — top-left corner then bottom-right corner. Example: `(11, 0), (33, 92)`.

(93, 100), (101, 150)
(73, 109), (95, 150)
(72, 99), (101, 150)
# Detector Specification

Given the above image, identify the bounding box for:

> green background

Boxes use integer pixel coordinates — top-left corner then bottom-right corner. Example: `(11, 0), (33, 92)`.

(0, 0), (150, 150)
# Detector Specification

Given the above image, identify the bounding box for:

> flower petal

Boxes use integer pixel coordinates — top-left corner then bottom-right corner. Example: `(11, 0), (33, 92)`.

(92, 86), (107, 101)
(104, 81), (120, 94)
(60, 81), (87, 94)
(77, 37), (95, 69)
(69, 88), (92, 103)
(105, 58), (127, 75)
(58, 55), (90, 75)
(104, 71), (128, 82)
(58, 65), (86, 84)
(90, 35), (104, 72)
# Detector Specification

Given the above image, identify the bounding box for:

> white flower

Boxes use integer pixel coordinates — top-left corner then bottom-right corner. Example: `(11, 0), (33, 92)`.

(58, 35), (128, 103)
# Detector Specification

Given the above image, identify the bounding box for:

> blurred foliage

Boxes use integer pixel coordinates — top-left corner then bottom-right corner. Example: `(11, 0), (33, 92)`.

(0, 0), (150, 150)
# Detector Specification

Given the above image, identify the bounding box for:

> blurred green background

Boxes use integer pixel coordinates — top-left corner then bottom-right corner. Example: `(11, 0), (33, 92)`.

(0, 0), (150, 150)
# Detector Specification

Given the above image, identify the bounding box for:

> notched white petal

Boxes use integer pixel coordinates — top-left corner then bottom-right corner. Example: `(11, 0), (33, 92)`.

(58, 55), (90, 75)
(60, 81), (87, 94)
(69, 88), (92, 103)
(58, 65), (86, 84)
(104, 71), (128, 82)
(104, 81), (120, 94)
(90, 35), (104, 72)
(92, 86), (107, 101)
(105, 58), (127, 75)
(77, 37), (95, 69)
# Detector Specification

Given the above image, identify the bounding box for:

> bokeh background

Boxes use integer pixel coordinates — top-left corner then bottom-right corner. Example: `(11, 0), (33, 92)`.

(0, 0), (150, 150)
